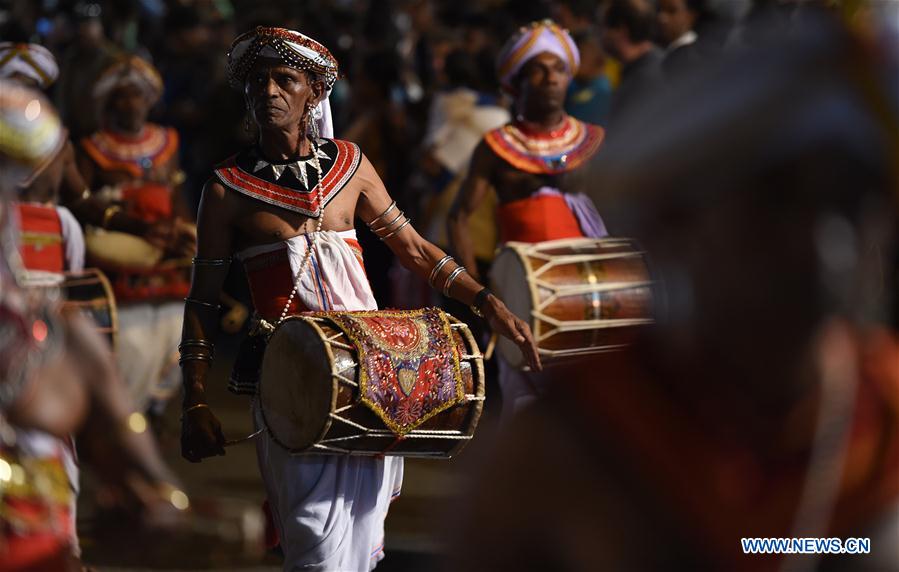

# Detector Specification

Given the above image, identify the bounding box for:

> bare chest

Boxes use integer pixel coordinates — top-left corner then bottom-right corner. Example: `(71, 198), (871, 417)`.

(491, 160), (588, 204)
(230, 179), (362, 250)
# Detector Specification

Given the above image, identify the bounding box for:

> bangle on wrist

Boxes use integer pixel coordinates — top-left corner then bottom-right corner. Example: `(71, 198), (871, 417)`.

(471, 287), (493, 318)
(181, 403), (209, 420)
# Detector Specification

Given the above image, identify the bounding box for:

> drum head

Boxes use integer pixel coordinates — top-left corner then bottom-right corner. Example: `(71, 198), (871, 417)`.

(489, 246), (531, 368)
(259, 318), (335, 451)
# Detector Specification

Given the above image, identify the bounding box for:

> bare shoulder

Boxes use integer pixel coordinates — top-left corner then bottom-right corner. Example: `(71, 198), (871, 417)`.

(346, 150), (396, 223)
(350, 150), (382, 191)
(198, 177), (238, 221)
(471, 138), (500, 174)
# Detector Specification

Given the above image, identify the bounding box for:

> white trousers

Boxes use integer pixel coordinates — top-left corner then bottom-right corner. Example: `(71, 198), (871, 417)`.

(254, 402), (404, 571)
(115, 301), (183, 411)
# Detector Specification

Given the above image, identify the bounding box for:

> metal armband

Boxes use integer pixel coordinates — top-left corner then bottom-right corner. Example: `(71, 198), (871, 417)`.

(365, 201), (412, 241)
(178, 339), (215, 366)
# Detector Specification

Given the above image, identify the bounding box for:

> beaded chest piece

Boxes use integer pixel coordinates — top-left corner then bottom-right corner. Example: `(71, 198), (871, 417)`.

(483, 115), (604, 175)
(80, 124), (178, 179)
(214, 138), (361, 217)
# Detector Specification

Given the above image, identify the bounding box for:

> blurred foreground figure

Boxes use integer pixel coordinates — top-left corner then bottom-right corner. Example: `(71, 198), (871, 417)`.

(0, 81), (182, 571)
(0, 42), (87, 275)
(454, 7), (899, 572)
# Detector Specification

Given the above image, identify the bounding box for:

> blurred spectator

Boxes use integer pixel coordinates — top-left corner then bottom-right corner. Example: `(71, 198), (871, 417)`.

(156, 4), (222, 211)
(565, 29), (613, 126)
(657, 0), (701, 72)
(553, 0), (599, 36)
(601, 0), (663, 128)
(405, 49), (510, 302)
(56, 2), (122, 139)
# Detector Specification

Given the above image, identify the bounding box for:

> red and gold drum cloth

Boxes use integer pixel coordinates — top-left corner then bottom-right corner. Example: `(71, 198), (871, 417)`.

(316, 308), (466, 436)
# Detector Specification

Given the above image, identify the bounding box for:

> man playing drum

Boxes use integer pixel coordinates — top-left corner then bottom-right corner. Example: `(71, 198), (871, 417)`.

(76, 55), (196, 414)
(178, 27), (540, 571)
(449, 20), (608, 416)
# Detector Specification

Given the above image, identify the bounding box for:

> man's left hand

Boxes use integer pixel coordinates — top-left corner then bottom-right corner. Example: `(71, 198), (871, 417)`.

(483, 295), (542, 371)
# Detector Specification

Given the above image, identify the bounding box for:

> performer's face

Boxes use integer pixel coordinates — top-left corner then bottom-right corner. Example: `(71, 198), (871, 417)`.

(106, 83), (150, 133)
(245, 62), (322, 132)
(517, 52), (570, 115)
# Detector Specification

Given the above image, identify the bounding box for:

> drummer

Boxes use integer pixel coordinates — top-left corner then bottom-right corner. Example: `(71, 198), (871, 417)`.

(177, 26), (540, 570)
(75, 55), (196, 415)
(448, 20), (608, 416)
(0, 43), (86, 275)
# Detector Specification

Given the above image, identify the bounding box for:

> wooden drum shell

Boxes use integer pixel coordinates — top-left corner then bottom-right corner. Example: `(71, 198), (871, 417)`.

(490, 238), (653, 368)
(259, 314), (484, 459)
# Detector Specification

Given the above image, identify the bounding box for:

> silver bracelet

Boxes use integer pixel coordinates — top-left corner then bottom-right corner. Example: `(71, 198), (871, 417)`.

(442, 266), (468, 297)
(370, 209), (405, 234)
(378, 217), (412, 241)
(365, 201), (397, 229)
(428, 255), (454, 287)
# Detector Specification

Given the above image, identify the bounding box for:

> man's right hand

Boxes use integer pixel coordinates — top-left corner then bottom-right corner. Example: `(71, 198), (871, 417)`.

(180, 406), (226, 462)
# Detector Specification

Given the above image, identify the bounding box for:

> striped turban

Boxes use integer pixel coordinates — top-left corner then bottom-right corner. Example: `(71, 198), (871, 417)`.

(92, 55), (164, 106)
(0, 81), (63, 189)
(227, 27), (339, 137)
(496, 20), (580, 93)
(0, 43), (59, 89)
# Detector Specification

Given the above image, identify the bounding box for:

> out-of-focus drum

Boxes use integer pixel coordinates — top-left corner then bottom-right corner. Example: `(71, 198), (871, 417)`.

(26, 268), (118, 347)
(85, 227), (164, 269)
(259, 308), (484, 458)
(61, 268), (118, 347)
(490, 237), (653, 368)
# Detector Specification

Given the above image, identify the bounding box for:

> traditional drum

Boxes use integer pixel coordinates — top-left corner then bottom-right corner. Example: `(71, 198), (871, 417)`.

(84, 227), (191, 302)
(24, 268), (118, 347)
(259, 308), (484, 458)
(60, 268), (118, 347)
(489, 237), (654, 368)
(84, 227), (164, 269)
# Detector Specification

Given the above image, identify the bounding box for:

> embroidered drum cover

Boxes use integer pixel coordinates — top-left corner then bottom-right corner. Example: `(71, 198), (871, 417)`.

(321, 308), (466, 436)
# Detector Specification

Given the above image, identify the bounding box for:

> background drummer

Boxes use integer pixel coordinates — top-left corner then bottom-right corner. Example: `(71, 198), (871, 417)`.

(448, 20), (608, 417)
(75, 55), (196, 417)
(0, 42), (87, 276)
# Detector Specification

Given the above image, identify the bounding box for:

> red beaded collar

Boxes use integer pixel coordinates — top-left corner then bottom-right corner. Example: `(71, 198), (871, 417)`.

(214, 138), (361, 217)
(483, 115), (604, 175)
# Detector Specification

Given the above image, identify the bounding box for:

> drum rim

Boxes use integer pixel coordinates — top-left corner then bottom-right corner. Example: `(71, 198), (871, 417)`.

(490, 245), (531, 368)
(79, 268), (119, 351)
(259, 315), (337, 453)
(444, 315), (485, 459)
